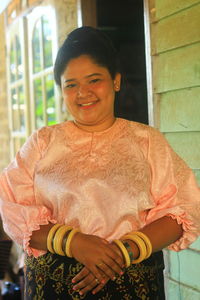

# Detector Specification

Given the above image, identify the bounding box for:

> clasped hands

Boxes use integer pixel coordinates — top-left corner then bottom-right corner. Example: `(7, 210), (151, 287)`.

(70, 232), (125, 296)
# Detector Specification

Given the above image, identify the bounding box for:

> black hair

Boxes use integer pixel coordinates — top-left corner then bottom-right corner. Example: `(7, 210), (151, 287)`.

(54, 26), (120, 87)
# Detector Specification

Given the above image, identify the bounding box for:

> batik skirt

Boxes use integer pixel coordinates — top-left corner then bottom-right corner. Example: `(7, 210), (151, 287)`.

(24, 251), (165, 300)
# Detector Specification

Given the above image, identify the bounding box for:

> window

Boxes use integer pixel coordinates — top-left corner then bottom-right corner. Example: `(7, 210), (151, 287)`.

(7, 6), (61, 158)
(7, 20), (27, 157)
(29, 11), (58, 129)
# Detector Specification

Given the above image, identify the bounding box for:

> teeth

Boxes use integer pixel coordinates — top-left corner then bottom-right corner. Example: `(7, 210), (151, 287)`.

(81, 102), (94, 106)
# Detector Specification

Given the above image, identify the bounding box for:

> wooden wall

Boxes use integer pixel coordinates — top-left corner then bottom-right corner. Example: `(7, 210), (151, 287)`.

(151, 0), (200, 182)
(149, 0), (200, 298)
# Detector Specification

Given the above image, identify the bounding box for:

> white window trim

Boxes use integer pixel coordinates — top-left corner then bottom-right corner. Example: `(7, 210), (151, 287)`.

(6, 5), (61, 157)
(6, 18), (30, 158)
(143, 0), (154, 126)
(27, 5), (61, 131)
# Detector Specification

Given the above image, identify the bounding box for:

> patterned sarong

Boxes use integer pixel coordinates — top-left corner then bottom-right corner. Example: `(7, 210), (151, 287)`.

(24, 251), (165, 300)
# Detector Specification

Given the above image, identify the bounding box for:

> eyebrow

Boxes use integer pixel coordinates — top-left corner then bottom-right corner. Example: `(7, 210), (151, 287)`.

(64, 73), (103, 83)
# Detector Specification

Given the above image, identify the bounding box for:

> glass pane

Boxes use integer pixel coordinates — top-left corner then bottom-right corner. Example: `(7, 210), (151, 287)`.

(34, 78), (43, 128)
(10, 43), (16, 82)
(11, 88), (17, 106)
(14, 138), (21, 154)
(20, 138), (26, 147)
(42, 16), (53, 68)
(11, 88), (19, 131)
(19, 86), (25, 132)
(16, 36), (23, 79)
(45, 74), (56, 125)
(32, 20), (41, 73)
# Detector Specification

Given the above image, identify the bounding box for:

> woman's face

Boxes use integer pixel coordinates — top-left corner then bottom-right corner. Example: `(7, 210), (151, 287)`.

(61, 55), (121, 132)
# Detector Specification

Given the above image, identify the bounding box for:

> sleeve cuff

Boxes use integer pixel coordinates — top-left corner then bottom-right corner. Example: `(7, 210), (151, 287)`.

(23, 214), (57, 258)
(167, 213), (199, 251)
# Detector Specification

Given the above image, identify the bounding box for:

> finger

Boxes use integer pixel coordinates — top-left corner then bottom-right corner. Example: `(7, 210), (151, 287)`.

(77, 269), (109, 295)
(102, 244), (124, 270)
(96, 261), (117, 280)
(97, 256), (125, 279)
(88, 265), (107, 284)
(78, 278), (100, 296)
(106, 246), (125, 268)
(91, 279), (109, 295)
(73, 272), (95, 291)
(72, 266), (90, 283)
(105, 256), (124, 276)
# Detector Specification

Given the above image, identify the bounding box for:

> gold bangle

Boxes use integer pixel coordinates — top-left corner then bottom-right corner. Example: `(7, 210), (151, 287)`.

(47, 224), (62, 254)
(132, 231), (152, 258)
(65, 228), (80, 257)
(53, 225), (73, 256)
(122, 234), (147, 264)
(113, 239), (131, 268)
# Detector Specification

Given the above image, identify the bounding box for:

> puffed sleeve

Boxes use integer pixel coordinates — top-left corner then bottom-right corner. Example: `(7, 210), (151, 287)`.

(145, 127), (200, 251)
(0, 128), (56, 257)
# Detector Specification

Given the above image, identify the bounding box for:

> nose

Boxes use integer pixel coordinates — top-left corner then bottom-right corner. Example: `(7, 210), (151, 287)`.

(77, 84), (90, 98)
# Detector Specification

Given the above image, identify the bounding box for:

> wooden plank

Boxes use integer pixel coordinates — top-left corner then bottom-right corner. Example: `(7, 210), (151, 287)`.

(167, 278), (200, 299)
(164, 132), (200, 169)
(160, 87), (200, 132)
(156, 4), (200, 53)
(155, 0), (200, 20)
(168, 249), (200, 290)
(193, 169), (200, 185)
(154, 42), (200, 93)
(190, 237), (200, 251)
(81, 0), (97, 27)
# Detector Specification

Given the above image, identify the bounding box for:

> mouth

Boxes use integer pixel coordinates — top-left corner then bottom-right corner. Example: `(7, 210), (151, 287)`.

(78, 101), (99, 109)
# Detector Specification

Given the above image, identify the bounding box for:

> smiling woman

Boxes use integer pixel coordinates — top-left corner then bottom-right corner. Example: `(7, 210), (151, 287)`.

(0, 26), (200, 300)
(54, 26), (122, 132)
(61, 55), (121, 131)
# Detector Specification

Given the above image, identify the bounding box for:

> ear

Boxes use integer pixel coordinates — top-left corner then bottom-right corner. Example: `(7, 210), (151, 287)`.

(114, 73), (121, 92)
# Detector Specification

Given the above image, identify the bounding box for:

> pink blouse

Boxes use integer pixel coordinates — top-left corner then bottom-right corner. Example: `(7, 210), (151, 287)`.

(0, 118), (200, 257)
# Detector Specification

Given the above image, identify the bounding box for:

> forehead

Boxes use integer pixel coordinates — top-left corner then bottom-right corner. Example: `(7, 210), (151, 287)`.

(62, 55), (109, 77)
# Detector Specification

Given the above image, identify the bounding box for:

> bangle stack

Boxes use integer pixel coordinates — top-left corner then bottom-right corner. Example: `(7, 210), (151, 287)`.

(113, 239), (131, 268)
(132, 231), (152, 259)
(113, 231), (152, 267)
(122, 231), (152, 264)
(47, 224), (80, 257)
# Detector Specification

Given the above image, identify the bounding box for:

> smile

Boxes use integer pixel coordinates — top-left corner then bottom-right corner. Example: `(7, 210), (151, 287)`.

(78, 101), (99, 108)
(80, 102), (95, 106)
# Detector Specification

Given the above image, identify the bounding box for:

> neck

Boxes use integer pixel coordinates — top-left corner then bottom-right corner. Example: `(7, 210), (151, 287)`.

(73, 117), (116, 133)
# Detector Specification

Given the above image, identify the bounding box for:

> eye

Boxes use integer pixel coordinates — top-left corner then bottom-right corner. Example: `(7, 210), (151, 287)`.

(89, 78), (101, 84)
(64, 83), (77, 89)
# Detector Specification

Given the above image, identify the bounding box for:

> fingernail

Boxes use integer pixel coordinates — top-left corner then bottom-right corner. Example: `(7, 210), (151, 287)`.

(73, 286), (76, 290)
(79, 291), (83, 295)
(101, 279), (105, 284)
(92, 291), (96, 295)
(120, 271), (124, 275)
(72, 279), (75, 283)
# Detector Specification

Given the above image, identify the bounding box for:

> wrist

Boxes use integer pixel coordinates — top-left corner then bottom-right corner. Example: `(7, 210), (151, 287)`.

(70, 231), (84, 257)
(125, 240), (140, 260)
(112, 242), (124, 260)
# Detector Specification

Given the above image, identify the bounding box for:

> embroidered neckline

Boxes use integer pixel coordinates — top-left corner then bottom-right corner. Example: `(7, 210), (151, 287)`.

(66, 118), (127, 137)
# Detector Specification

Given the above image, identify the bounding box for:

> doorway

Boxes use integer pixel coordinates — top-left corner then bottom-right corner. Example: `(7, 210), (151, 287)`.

(96, 0), (148, 124)
(81, 0), (148, 124)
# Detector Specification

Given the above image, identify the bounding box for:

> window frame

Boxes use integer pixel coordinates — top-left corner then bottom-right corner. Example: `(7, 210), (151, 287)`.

(6, 17), (30, 158)
(6, 5), (62, 158)
(27, 5), (61, 131)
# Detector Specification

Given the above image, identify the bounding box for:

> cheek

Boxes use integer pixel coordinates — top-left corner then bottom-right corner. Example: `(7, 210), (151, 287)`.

(62, 91), (76, 105)
(93, 82), (114, 96)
